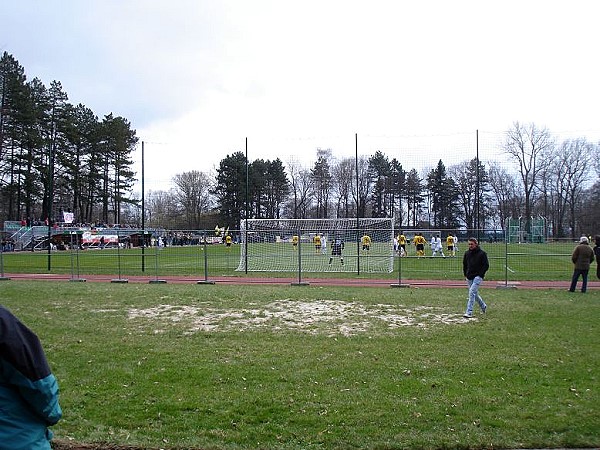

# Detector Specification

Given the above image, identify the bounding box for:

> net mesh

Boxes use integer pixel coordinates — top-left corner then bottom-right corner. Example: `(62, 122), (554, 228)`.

(236, 218), (394, 273)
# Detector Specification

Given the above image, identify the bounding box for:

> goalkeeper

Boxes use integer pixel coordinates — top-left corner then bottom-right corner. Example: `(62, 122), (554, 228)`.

(328, 237), (344, 265)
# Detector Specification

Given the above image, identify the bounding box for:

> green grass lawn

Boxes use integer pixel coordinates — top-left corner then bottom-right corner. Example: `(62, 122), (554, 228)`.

(0, 241), (583, 282)
(2, 281), (598, 449)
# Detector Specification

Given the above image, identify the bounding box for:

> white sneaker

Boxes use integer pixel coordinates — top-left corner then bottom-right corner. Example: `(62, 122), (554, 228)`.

(463, 313), (472, 319)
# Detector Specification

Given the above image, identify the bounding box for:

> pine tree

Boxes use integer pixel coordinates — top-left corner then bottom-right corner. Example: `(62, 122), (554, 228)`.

(426, 160), (460, 229)
(311, 149), (332, 219)
(213, 151), (248, 229)
(265, 158), (289, 219)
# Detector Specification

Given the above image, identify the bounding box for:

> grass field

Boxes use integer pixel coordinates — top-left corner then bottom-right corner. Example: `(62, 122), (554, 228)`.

(2, 280), (598, 449)
(0, 241), (584, 282)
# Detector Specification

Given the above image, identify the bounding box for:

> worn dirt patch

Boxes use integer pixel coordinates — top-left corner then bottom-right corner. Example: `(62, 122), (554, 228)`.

(127, 299), (469, 336)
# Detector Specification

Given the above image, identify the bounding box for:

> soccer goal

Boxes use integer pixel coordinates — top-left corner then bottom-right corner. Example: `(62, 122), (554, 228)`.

(236, 218), (395, 273)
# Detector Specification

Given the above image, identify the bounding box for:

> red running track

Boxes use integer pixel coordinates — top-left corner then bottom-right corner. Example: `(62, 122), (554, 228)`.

(3, 273), (599, 290)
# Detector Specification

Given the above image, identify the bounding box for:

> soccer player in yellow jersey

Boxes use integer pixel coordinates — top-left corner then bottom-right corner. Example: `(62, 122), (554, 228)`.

(292, 235), (299, 249)
(446, 234), (455, 257)
(361, 234), (371, 252)
(398, 233), (406, 256)
(413, 233), (426, 257)
(313, 233), (322, 254)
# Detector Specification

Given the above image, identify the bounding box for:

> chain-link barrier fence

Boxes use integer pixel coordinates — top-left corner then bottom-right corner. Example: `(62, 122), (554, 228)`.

(1, 225), (595, 285)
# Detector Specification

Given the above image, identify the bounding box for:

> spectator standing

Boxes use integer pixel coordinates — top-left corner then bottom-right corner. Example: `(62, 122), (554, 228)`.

(569, 236), (595, 293)
(0, 305), (62, 450)
(595, 235), (600, 280)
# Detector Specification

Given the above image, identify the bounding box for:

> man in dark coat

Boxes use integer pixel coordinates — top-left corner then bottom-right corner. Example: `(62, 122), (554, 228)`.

(569, 236), (595, 293)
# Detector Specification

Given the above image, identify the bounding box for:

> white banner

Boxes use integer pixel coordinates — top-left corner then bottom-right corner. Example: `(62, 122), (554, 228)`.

(63, 211), (74, 224)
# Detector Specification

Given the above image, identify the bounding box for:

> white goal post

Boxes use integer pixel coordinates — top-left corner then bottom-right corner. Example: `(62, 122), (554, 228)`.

(236, 218), (395, 273)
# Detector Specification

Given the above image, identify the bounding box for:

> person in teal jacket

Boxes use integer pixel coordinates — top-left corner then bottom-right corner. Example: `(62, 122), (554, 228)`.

(0, 305), (62, 450)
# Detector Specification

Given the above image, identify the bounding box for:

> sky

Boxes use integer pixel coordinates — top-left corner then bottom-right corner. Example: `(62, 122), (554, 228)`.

(3, 0), (600, 193)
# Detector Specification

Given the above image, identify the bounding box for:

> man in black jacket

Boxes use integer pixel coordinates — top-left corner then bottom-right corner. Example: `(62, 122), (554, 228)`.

(462, 237), (489, 318)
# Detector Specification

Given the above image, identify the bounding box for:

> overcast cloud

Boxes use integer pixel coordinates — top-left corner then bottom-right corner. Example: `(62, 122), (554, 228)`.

(3, 0), (599, 192)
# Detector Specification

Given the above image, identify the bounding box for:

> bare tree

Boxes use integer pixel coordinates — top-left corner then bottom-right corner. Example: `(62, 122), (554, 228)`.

(286, 160), (313, 219)
(331, 157), (355, 218)
(404, 168), (424, 227)
(593, 142), (600, 178)
(503, 122), (554, 235)
(536, 159), (565, 238)
(449, 159), (489, 230)
(553, 139), (594, 238)
(351, 155), (371, 218)
(172, 170), (214, 229)
(578, 180), (600, 235)
(488, 164), (522, 230)
(311, 148), (333, 218)
(145, 189), (179, 228)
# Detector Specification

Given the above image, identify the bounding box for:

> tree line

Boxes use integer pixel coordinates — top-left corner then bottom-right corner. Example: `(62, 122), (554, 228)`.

(2, 52), (599, 238)
(148, 126), (599, 240)
(0, 52), (138, 227)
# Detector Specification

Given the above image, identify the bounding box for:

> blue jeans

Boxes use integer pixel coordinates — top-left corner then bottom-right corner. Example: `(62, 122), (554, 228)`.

(569, 269), (589, 293)
(466, 276), (486, 315)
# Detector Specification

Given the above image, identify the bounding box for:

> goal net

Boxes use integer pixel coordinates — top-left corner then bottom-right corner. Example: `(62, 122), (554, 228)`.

(236, 218), (395, 273)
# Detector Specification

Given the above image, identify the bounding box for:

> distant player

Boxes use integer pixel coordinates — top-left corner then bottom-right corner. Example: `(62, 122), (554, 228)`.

(225, 234), (232, 248)
(292, 235), (299, 249)
(432, 234), (444, 257)
(446, 234), (455, 257)
(413, 233), (426, 257)
(361, 233), (371, 252)
(398, 232), (407, 257)
(329, 238), (344, 265)
(313, 233), (322, 254)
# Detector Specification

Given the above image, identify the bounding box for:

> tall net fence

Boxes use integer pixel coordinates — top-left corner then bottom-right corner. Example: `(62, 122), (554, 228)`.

(0, 224), (595, 284)
(2, 128), (599, 285)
